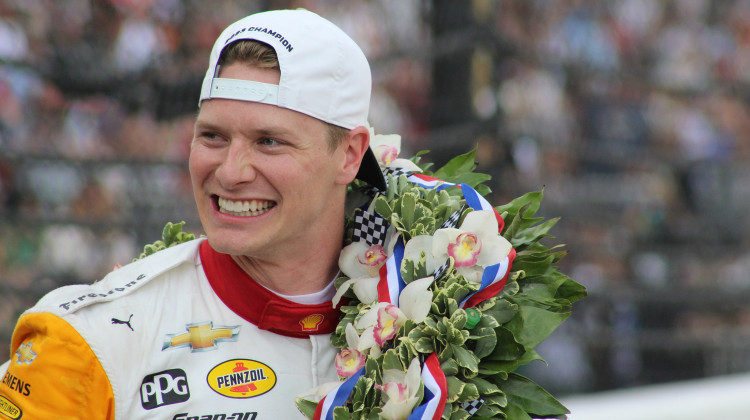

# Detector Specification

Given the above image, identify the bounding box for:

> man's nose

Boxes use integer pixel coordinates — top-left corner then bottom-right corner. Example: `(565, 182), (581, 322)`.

(215, 142), (257, 189)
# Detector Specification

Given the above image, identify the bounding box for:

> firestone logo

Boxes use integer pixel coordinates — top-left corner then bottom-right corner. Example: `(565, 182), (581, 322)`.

(140, 369), (190, 410)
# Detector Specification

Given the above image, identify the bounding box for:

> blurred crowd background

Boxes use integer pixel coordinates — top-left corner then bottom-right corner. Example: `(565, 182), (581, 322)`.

(2, 0), (750, 397)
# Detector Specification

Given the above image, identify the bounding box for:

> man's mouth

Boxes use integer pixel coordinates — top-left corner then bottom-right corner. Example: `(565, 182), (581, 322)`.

(217, 197), (276, 216)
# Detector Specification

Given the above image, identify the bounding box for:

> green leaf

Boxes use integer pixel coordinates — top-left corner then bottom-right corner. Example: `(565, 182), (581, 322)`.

(482, 299), (518, 325)
(506, 305), (571, 348)
(294, 396), (318, 419)
(433, 149), (480, 180)
(451, 344), (479, 373)
(502, 402), (533, 420)
(496, 190), (543, 220)
(382, 349), (403, 371)
(486, 326), (525, 362)
(499, 373), (569, 417)
(469, 326), (497, 359)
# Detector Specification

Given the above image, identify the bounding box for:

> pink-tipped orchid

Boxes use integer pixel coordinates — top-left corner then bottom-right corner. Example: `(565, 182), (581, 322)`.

(335, 238), (396, 307)
(448, 232), (481, 267)
(367, 125), (423, 172)
(340, 242), (388, 279)
(335, 347), (366, 378)
(374, 304), (404, 346)
(432, 210), (512, 282)
(376, 358), (422, 420)
(373, 143), (399, 166)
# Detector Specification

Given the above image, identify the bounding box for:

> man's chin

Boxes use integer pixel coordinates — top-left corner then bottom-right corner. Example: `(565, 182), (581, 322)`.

(205, 235), (254, 257)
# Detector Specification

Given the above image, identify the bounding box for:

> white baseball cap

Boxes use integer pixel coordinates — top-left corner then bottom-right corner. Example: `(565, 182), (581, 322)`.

(199, 9), (386, 190)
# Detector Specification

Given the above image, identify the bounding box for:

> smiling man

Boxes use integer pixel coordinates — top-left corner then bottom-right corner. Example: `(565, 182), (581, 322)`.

(0, 9), (385, 419)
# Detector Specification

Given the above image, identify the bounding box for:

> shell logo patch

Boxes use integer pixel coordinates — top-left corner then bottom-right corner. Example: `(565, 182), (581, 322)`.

(207, 359), (276, 399)
(299, 314), (324, 331)
(0, 395), (22, 419)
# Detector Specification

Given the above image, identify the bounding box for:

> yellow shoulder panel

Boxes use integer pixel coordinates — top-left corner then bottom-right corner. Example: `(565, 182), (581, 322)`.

(0, 312), (114, 419)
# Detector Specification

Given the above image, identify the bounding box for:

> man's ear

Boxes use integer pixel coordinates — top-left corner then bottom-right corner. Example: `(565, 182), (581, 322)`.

(336, 125), (370, 185)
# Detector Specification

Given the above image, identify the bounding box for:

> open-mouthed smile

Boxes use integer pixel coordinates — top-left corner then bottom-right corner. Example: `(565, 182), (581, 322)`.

(217, 196), (276, 216)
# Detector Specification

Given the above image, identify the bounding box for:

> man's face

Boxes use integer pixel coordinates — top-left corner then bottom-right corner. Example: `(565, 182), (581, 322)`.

(189, 63), (354, 260)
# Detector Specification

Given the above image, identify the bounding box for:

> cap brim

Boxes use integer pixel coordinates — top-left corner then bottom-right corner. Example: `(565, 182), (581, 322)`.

(356, 148), (386, 191)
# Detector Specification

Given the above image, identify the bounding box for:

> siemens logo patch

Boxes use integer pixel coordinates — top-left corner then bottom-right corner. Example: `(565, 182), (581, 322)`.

(1, 371), (30, 397)
(140, 369), (190, 410)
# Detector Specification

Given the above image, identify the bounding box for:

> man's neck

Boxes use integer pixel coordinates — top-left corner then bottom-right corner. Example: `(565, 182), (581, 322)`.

(229, 239), (342, 296)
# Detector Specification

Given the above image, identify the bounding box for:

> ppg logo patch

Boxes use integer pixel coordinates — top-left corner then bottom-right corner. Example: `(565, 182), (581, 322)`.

(140, 369), (190, 409)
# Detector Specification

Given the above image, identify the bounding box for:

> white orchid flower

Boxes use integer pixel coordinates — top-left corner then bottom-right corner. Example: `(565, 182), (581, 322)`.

(355, 276), (434, 350)
(295, 380), (343, 403)
(344, 322), (380, 357)
(402, 235), (439, 276)
(335, 345), (366, 378)
(332, 276), (380, 307)
(368, 124), (423, 172)
(376, 357), (422, 420)
(397, 276), (434, 323)
(432, 210), (512, 282)
(334, 231), (402, 307)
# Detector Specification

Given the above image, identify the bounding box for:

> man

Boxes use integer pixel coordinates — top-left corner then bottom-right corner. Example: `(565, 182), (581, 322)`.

(0, 9), (386, 419)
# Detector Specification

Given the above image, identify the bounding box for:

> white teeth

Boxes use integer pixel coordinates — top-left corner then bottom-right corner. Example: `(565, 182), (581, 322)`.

(218, 197), (274, 216)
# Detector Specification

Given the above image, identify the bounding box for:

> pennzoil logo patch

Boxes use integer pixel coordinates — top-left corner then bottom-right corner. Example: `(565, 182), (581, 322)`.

(0, 394), (22, 419)
(206, 359), (276, 399)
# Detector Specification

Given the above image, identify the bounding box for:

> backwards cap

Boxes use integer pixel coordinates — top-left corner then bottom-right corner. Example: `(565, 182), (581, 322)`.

(199, 9), (386, 190)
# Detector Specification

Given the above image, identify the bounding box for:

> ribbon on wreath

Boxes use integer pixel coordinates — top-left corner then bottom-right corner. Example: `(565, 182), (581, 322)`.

(378, 170), (513, 309)
(408, 353), (447, 420)
(313, 354), (446, 420)
(315, 170), (513, 418)
(313, 367), (365, 420)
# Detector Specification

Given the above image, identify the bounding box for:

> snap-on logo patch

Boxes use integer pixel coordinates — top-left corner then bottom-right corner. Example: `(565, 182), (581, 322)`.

(206, 359), (276, 399)
(0, 395), (22, 419)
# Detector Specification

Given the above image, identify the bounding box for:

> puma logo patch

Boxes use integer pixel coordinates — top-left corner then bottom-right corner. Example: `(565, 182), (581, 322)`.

(112, 314), (134, 331)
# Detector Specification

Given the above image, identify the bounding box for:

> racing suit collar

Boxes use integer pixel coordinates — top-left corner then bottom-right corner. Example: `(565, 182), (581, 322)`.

(199, 240), (342, 338)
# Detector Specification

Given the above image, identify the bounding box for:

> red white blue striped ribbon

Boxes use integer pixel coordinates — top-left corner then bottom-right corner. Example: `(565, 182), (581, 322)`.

(407, 353), (447, 420)
(407, 173), (504, 233)
(459, 248), (516, 309)
(376, 236), (406, 304)
(313, 367), (365, 420)
(401, 172), (512, 308)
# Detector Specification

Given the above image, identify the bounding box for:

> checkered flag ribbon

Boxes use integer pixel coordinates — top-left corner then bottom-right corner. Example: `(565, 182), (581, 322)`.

(351, 208), (388, 247)
(383, 167), (414, 187)
(460, 398), (485, 415)
(438, 204), (466, 230)
(432, 259), (451, 281)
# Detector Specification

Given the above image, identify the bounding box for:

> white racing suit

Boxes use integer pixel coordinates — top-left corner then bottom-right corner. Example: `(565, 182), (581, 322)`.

(0, 239), (340, 420)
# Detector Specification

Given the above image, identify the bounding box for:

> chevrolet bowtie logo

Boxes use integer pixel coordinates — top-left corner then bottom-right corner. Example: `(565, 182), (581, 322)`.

(163, 322), (240, 352)
(15, 342), (37, 365)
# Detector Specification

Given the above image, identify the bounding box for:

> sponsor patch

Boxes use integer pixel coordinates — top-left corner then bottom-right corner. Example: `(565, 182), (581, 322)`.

(0, 395), (22, 419)
(299, 314), (324, 331)
(14, 343), (36, 366)
(140, 369), (190, 410)
(163, 322), (240, 352)
(1, 371), (31, 397)
(58, 274), (147, 310)
(172, 412), (257, 420)
(206, 359), (276, 399)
